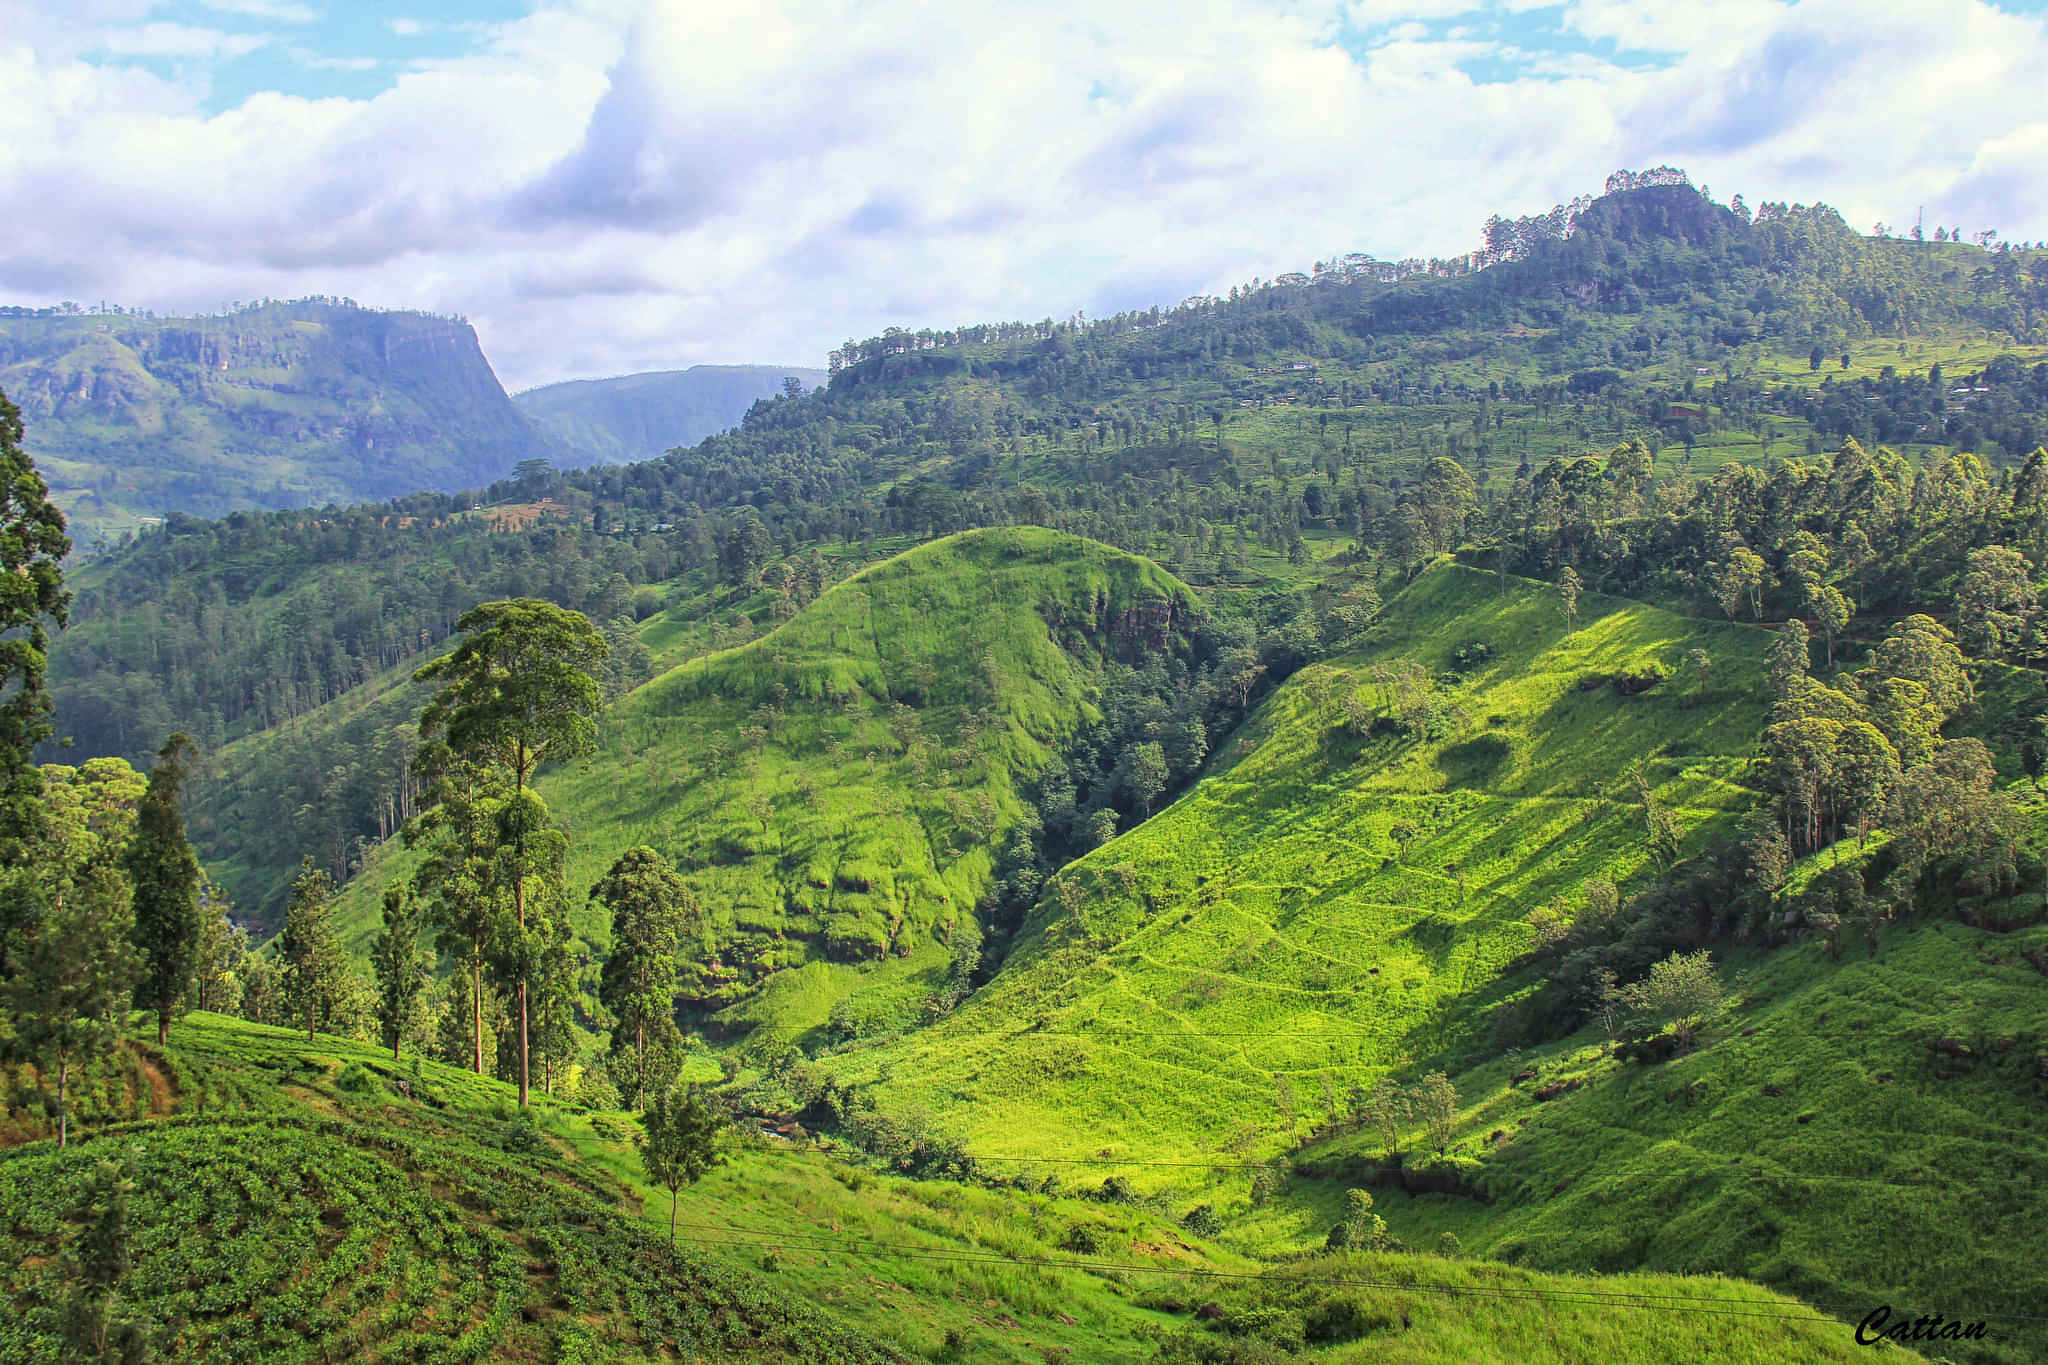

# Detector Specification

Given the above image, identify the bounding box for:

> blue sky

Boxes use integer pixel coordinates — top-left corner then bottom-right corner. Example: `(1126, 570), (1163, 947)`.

(3, 0), (2044, 389)
(90, 2), (535, 109)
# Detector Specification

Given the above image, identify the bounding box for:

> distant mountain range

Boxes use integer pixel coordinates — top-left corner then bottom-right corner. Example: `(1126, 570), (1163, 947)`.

(0, 300), (817, 549)
(514, 365), (827, 468)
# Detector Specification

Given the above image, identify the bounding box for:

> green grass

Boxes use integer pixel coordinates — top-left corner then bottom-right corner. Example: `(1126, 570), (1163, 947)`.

(0, 1012), (1886, 1363)
(824, 563), (1773, 1170)
(1279, 908), (2048, 1363)
(0, 1016), (900, 1363)
(340, 526), (1200, 1028)
(306, 548), (2046, 1360)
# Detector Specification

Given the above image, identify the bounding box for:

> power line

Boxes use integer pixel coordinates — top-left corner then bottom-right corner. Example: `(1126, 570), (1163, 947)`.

(652, 1216), (2042, 1330)
(667, 1226), (1841, 1325)
(888, 1148), (2048, 1194)
(736, 1140), (2048, 1202)
(730, 1025), (1422, 1039)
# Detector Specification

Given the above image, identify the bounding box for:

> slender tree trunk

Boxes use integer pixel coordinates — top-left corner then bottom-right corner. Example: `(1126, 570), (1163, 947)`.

(57, 1056), (69, 1149)
(307, 1001), (316, 1044)
(472, 952), (484, 1075)
(669, 1187), (678, 1249)
(515, 877), (529, 1108)
(515, 741), (530, 1107)
(158, 1009), (169, 1046)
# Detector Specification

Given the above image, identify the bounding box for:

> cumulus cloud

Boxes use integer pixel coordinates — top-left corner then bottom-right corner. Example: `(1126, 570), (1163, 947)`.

(0, 0), (2043, 390)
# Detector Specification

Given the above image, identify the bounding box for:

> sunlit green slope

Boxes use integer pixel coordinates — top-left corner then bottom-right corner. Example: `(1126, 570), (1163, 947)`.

(825, 562), (1773, 1163)
(0, 1013), (1889, 1364)
(341, 526), (1200, 1024)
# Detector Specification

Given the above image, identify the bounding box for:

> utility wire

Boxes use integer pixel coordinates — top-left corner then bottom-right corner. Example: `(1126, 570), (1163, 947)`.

(670, 1227), (1842, 1324)
(650, 1217), (2041, 1330)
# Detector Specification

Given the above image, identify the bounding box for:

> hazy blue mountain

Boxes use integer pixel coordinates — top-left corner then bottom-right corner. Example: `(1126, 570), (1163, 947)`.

(0, 299), (562, 547)
(514, 364), (829, 467)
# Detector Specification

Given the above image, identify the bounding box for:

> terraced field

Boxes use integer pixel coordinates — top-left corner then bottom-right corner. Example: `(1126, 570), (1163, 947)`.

(826, 563), (1774, 1164)
(0, 1014), (1893, 1363)
(0, 1023), (898, 1363)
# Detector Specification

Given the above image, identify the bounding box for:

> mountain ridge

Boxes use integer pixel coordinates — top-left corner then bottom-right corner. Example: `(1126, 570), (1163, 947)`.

(0, 299), (563, 544)
(514, 363), (829, 467)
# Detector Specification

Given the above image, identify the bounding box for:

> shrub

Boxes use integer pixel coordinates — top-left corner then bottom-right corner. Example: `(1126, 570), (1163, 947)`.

(335, 1062), (381, 1097)
(1182, 1203), (1222, 1237)
(1448, 639), (1494, 672)
(1304, 1296), (1392, 1344)
(1058, 1223), (1103, 1254)
(497, 1110), (544, 1154)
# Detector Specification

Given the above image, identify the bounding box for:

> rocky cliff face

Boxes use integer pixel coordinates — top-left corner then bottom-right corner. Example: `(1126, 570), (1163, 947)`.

(0, 301), (564, 545)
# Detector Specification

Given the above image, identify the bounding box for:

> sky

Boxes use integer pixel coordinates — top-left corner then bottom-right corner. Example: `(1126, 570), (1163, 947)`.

(2, 0), (2044, 392)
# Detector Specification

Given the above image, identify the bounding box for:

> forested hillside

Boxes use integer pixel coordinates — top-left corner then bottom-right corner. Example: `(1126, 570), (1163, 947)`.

(0, 299), (561, 545)
(10, 171), (2048, 1361)
(515, 364), (830, 467)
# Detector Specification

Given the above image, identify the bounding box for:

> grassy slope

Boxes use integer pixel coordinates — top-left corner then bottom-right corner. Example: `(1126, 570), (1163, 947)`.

(292, 545), (2043, 1357)
(340, 527), (1199, 1024)
(0, 1013), (1881, 1364)
(820, 560), (2045, 1359)
(1287, 912), (2048, 1357)
(829, 563), (1772, 1166)
(0, 1014), (899, 1364)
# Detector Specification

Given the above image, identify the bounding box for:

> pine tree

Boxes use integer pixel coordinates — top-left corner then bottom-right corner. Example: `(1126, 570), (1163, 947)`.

(279, 859), (350, 1044)
(593, 846), (696, 1102)
(186, 878), (248, 1015)
(371, 884), (428, 1062)
(9, 855), (140, 1148)
(0, 386), (71, 981)
(1557, 565), (1582, 635)
(406, 749), (504, 1075)
(485, 786), (571, 1106)
(530, 909), (578, 1097)
(127, 734), (203, 1045)
(0, 388), (68, 760)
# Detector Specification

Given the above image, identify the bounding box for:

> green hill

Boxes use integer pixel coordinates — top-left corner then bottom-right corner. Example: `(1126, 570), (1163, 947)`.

(0, 300), (560, 545)
(38, 181), (2048, 886)
(330, 550), (2043, 1353)
(794, 561), (2044, 1359)
(821, 562), (1772, 1160)
(515, 364), (829, 467)
(0, 1013), (1888, 1364)
(14, 173), (2048, 1362)
(339, 526), (1201, 1013)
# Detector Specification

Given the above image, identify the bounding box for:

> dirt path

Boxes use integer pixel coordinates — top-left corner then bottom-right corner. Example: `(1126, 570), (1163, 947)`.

(130, 1043), (179, 1117)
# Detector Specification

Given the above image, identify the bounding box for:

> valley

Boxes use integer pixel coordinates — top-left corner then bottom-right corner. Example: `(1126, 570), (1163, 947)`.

(4, 175), (2046, 1362)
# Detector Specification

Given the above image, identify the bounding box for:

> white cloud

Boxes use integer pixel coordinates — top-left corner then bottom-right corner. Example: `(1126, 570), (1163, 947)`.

(286, 48), (381, 71)
(197, 0), (322, 22)
(1, 0), (2044, 391)
(91, 22), (274, 60)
